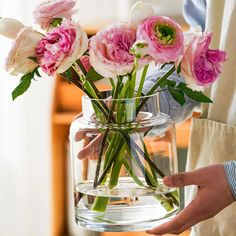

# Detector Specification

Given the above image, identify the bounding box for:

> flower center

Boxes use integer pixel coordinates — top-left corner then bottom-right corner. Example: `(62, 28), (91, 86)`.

(155, 24), (175, 45)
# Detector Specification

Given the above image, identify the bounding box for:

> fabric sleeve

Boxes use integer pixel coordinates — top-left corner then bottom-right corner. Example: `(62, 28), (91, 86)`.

(183, 0), (207, 31)
(224, 161), (236, 200)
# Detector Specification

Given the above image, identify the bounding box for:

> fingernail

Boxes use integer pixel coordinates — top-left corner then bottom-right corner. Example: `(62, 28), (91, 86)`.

(163, 176), (172, 186)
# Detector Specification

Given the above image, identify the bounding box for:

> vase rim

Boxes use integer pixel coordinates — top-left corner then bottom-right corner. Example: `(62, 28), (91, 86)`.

(82, 90), (160, 102)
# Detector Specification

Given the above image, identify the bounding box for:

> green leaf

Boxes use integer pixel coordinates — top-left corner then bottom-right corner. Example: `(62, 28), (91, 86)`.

(159, 79), (176, 88)
(28, 57), (38, 63)
(168, 86), (185, 106)
(85, 68), (104, 82)
(33, 67), (41, 77)
(167, 80), (176, 87)
(12, 73), (32, 100)
(159, 79), (167, 88)
(178, 83), (213, 103)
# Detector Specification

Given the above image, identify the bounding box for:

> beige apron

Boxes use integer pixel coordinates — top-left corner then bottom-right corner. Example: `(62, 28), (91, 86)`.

(185, 0), (236, 235)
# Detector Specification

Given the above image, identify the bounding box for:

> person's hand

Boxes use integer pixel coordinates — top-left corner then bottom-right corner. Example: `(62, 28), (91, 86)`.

(75, 130), (103, 160)
(146, 164), (235, 235)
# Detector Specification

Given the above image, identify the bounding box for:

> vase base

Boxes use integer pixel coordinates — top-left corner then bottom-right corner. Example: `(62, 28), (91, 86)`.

(76, 210), (179, 232)
(75, 178), (180, 232)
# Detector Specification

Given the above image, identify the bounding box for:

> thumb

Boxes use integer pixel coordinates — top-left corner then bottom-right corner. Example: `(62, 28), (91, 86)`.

(163, 171), (205, 188)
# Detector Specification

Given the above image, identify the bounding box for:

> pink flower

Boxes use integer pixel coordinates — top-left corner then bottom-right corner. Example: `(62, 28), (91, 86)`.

(80, 55), (91, 72)
(33, 0), (77, 30)
(137, 16), (184, 64)
(89, 22), (137, 78)
(181, 31), (227, 90)
(35, 20), (88, 76)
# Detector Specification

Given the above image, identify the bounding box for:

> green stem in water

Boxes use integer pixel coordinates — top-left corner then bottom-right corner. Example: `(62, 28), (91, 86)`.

(123, 160), (144, 186)
(139, 135), (158, 182)
(93, 129), (110, 188)
(91, 196), (110, 212)
(113, 129), (166, 178)
(109, 144), (126, 188)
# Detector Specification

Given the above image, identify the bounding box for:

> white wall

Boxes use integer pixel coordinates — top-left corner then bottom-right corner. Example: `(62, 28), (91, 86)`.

(0, 1), (53, 236)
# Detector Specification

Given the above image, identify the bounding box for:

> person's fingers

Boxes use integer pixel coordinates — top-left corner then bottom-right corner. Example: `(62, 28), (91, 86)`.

(163, 169), (207, 188)
(77, 134), (103, 159)
(146, 191), (211, 235)
(75, 129), (100, 141)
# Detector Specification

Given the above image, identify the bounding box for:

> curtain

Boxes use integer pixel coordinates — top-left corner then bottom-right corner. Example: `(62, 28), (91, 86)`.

(0, 1), (53, 236)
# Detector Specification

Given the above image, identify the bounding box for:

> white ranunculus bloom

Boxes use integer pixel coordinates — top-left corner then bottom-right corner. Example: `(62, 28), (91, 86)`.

(129, 1), (155, 28)
(0, 17), (24, 39)
(5, 27), (42, 75)
(131, 40), (149, 58)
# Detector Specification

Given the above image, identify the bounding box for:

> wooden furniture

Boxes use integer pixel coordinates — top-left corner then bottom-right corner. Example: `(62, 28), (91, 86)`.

(103, 231), (190, 236)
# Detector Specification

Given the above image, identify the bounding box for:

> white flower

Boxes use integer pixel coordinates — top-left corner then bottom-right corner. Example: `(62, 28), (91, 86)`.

(131, 40), (149, 58)
(0, 18), (24, 39)
(129, 1), (155, 28)
(5, 27), (43, 75)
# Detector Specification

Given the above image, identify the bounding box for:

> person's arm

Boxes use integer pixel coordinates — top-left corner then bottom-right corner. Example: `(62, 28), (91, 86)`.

(142, 66), (200, 124)
(146, 164), (235, 235)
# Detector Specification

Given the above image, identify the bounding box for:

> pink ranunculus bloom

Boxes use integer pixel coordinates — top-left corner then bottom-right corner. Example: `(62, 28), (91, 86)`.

(35, 20), (88, 76)
(181, 31), (227, 90)
(89, 22), (137, 78)
(137, 16), (184, 64)
(33, 0), (77, 30)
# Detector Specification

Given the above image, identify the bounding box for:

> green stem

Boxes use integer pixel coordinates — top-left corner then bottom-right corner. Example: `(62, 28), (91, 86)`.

(97, 140), (124, 185)
(125, 137), (156, 187)
(114, 129), (166, 178)
(71, 65), (115, 122)
(123, 160), (144, 186)
(136, 64), (149, 107)
(76, 59), (87, 76)
(139, 135), (158, 182)
(109, 144), (126, 188)
(64, 75), (110, 120)
(93, 129), (109, 188)
(108, 78), (122, 121)
(91, 196), (110, 212)
(136, 65), (175, 113)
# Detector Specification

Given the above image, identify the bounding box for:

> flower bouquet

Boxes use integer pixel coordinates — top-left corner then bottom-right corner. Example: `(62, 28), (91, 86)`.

(0, 0), (227, 232)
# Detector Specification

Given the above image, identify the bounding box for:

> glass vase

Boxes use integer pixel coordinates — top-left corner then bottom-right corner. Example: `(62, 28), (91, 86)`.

(69, 92), (180, 232)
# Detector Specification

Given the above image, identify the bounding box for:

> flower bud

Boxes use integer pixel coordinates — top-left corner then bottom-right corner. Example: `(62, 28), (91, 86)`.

(129, 1), (155, 28)
(0, 17), (24, 39)
(131, 40), (149, 59)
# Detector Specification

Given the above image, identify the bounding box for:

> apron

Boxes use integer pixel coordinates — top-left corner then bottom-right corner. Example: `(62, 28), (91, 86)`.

(185, 0), (236, 235)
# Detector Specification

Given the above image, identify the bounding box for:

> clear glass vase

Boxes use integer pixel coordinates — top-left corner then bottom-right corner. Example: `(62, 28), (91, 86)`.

(69, 92), (180, 232)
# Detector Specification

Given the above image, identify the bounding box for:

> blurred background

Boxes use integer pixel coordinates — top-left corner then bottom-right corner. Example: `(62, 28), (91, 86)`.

(0, 1), (189, 236)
